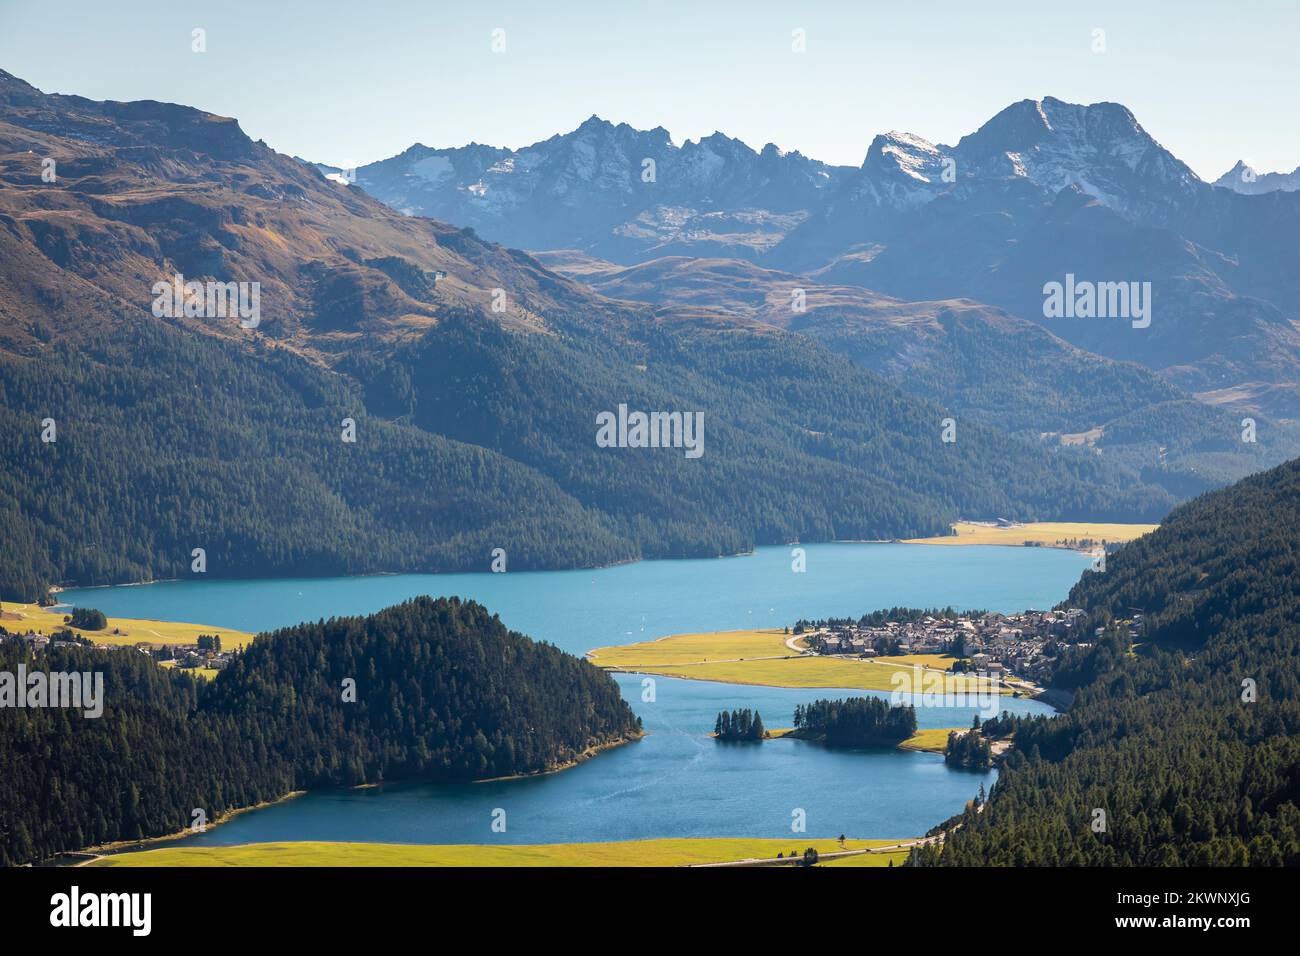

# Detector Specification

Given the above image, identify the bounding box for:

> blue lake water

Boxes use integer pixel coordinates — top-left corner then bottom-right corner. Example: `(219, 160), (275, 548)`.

(60, 543), (1085, 844)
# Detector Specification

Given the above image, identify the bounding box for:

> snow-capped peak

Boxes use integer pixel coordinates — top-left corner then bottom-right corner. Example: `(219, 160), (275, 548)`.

(863, 131), (946, 180)
(947, 96), (1201, 213)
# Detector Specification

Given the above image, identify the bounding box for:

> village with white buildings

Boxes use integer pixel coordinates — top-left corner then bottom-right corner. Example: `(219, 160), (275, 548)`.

(795, 606), (1134, 683)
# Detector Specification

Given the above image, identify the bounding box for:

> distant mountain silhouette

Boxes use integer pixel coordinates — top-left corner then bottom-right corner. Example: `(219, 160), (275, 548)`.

(352, 97), (1300, 419)
(1214, 159), (1300, 195)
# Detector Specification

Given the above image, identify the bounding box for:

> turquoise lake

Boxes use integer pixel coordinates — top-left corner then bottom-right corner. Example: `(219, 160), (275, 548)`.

(59, 543), (1087, 845)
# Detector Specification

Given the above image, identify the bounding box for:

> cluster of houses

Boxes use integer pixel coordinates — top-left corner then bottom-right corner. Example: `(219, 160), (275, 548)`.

(152, 642), (236, 672)
(802, 608), (1098, 681)
(3, 629), (93, 651)
(2, 628), (236, 672)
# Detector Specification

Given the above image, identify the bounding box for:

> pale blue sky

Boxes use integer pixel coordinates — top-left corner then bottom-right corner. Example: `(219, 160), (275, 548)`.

(1, 0), (1296, 178)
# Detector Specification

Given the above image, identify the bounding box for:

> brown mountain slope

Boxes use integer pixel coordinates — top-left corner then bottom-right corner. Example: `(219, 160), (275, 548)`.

(0, 68), (639, 360)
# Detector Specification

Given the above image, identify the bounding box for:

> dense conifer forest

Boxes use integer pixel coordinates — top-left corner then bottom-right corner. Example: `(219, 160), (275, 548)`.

(0, 320), (633, 602)
(912, 458), (1300, 865)
(0, 302), (1176, 602)
(0, 596), (640, 866)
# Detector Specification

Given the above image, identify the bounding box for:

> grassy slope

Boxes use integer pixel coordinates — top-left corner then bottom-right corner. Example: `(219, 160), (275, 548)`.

(89, 837), (911, 867)
(1, 603), (254, 648)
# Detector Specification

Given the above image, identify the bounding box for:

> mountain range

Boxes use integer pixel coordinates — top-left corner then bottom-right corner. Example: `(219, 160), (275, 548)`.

(346, 97), (1300, 422)
(1, 68), (1208, 600)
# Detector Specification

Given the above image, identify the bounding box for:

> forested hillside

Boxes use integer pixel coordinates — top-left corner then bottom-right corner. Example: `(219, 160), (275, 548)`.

(550, 255), (1300, 500)
(913, 458), (1300, 865)
(0, 597), (641, 865)
(0, 69), (1180, 601)
(0, 320), (634, 600)
(0, 302), (1176, 602)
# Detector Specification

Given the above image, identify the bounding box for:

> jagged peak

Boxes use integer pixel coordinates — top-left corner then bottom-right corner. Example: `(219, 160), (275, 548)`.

(970, 96), (1147, 146)
(1041, 95), (1138, 122)
(957, 98), (1054, 153)
(759, 142), (809, 161)
(685, 130), (756, 157)
(575, 113), (614, 134)
(877, 130), (941, 152)
(862, 130), (945, 179)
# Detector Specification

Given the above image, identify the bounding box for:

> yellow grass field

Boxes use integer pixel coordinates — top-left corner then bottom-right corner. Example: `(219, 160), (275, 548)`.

(0, 602), (254, 649)
(903, 520), (1157, 549)
(879, 653), (957, 671)
(89, 837), (911, 868)
(589, 627), (795, 665)
(589, 629), (1007, 695)
(898, 728), (963, 753)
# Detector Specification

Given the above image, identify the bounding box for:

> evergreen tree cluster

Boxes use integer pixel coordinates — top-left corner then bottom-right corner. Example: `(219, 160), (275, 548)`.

(793, 696), (917, 748)
(977, 711), (1020, 738)
(0, 596), (641, 866)
(66, 607), (107, 631)
(713, 709), (765, 740)
(944, 731), (993, 768)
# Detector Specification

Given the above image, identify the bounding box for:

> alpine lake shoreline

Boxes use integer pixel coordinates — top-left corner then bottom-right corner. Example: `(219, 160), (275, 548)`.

(16, 521), (1155, 867)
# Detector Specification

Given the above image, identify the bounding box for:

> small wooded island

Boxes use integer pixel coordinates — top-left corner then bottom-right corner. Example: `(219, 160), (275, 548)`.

(774, 697), (920, 749)
(711, 697), (919, 748)
(790, 697), (918, 748)
(713, 708), (767, 740)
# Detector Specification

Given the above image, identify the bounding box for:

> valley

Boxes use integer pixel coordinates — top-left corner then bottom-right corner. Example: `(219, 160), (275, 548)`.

(3, 6), (1300, 889)
(26, 542), (1072, 865)
(2, 69), (1285, 609)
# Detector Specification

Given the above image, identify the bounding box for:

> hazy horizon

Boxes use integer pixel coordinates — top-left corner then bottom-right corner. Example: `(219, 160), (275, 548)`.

(1, 0), (1297, 180)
